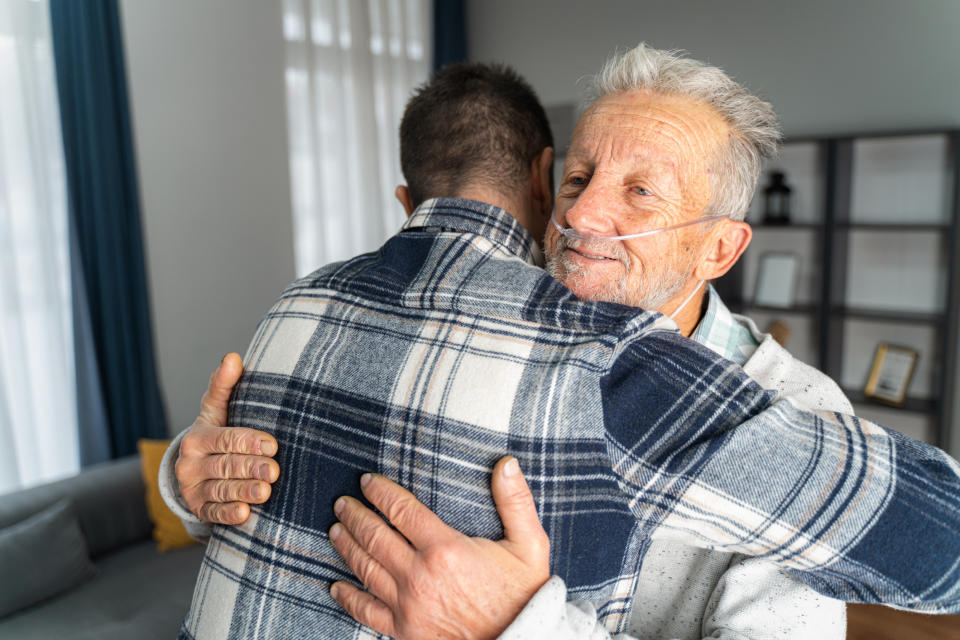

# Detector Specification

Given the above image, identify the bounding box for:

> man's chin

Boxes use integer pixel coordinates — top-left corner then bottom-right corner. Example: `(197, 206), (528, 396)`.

(559, 276), (626, 305)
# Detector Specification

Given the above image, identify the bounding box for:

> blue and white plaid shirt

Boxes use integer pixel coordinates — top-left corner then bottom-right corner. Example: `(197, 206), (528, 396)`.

(181, 198), (960, 639)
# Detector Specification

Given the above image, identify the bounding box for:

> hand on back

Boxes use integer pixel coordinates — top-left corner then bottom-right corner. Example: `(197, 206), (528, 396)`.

(176, 353), (279, 524)
(328, 457), (550, 640)
(178, 355), (551, 638)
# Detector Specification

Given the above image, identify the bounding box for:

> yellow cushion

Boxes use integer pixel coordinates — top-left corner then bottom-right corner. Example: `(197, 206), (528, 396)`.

(138, 438), (197, 552)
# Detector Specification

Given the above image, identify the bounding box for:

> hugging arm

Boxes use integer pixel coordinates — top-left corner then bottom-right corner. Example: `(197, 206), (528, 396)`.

(602, 331), (960, 613)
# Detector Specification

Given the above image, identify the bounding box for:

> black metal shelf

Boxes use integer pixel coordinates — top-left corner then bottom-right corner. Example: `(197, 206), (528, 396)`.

(838, 223), (950, 232)
(718, 130), (960, 449)
(831, 306), (946, 325)
(750, 222), (821, 230)
(740, 302), (819, 315)
(845, 389), (938, 415)
(750, 222), (950, 232)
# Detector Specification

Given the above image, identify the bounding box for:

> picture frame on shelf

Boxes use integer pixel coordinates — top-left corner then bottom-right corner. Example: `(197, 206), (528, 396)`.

(864, 343), (920, 406)
(753, 252), (798, 308)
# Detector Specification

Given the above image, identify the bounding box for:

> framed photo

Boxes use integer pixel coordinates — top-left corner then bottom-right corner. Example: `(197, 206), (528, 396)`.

(865, 343), (919, 405)
(753, 252), (798, 308)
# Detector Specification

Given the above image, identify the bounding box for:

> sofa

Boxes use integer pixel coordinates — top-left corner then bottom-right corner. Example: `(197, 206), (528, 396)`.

(0, 455), (205, 639)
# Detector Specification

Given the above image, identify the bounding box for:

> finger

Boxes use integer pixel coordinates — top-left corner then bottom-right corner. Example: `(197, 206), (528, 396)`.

(329, 581), (396, 638)
(198, 501), (250, 525)
(182, 423), (278, 457)
(334, 496), (415, 576)
(200, 453), (280, 482)
(491, 457), (549, 559)
(196, 478), (272, 505)
(359, 473), (458, 549)
(198, 353), (244, 426)
(329, 522), (399, 607)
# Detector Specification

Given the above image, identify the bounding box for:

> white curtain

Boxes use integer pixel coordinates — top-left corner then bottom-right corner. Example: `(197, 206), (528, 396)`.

(0, 0), (79, 493)
(282, 0), (431, 276)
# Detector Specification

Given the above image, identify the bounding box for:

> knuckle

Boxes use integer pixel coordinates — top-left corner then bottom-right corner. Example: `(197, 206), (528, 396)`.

(421, 542), (460, 573)
(180, 432), (199, 456)
(356, 519), (389, 556)
(212, 454), (231, 479)
(215, 429), (234, 453)
(232, 503), (249, 523)
(174, 457), (189, 482)
(198, 502), (217, 523)
(533, 535), (550, 561)
(243, 455), (258, 478)
(353, 555), (379, 587)
(210, 479), (230, 503)
(381, 494), (416, 528)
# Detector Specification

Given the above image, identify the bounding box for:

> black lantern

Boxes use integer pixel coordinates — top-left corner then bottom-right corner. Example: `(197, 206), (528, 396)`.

(763, 171), (792, 226)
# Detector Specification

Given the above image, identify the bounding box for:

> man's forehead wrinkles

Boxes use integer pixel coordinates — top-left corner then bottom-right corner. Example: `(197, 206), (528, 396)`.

(581, 112), (716, 159)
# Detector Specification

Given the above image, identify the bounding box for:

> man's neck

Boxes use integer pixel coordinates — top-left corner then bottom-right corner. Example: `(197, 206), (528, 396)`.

(661, 285), (708, 337)
(454, 186), (537, 240)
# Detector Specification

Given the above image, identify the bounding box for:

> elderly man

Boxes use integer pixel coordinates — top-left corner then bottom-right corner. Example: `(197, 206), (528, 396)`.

(166, 48), (960, 640)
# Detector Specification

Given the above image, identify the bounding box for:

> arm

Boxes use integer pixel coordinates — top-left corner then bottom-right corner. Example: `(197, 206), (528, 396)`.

(330, 470), (843, 640)
(603, 330), (960, 612)
(156, 353), (280, 536)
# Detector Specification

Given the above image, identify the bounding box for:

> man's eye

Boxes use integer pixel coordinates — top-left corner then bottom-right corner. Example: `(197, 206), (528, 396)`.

(568, 176), (587, 187)
(634, 187), (651, 196)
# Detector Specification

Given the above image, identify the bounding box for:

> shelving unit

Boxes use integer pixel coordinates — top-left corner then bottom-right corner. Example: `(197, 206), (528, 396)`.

(719, 130), (960, 449)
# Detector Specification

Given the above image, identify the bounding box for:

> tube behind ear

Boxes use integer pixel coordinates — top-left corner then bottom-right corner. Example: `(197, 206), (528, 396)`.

(694, 220), (752, 281)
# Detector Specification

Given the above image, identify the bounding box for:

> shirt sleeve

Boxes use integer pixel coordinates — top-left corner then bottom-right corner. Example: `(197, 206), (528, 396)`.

(158, 427), (213, 542)
(500, 565), (845, 640)
(600, 329), (960, 613)
(701, 555), (846, 640)
(497, 577), (640, 640)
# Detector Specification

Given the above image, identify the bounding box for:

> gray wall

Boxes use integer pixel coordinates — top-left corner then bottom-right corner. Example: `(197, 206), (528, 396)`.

(120, 0), (296, 434)
(468, 0), (960, 137)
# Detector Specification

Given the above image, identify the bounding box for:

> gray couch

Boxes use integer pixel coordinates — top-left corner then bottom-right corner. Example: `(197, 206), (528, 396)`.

(0, 455), (205, 639)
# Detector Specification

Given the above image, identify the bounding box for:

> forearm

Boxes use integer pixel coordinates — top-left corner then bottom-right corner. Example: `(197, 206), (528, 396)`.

(158, 428), (212, 542)
(633, 403), (960, 610)
(606, 332), (960, 611)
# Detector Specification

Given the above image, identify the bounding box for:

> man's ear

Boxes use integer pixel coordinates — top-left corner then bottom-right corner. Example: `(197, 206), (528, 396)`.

(530, 147), (555, 221)
(395, 185), (415, 217)
(694, 220), (752, 281)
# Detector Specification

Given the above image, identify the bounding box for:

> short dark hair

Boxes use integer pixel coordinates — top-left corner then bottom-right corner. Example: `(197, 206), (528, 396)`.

(399, 62), (554, 207)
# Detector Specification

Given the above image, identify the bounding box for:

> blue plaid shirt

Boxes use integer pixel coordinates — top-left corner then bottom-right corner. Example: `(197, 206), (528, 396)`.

(181, 198), (960, 639)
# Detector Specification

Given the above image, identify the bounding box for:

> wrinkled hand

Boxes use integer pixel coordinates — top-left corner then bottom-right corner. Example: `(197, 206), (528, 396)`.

(329, 457), (550, 640)
(175, 353), (280, 524)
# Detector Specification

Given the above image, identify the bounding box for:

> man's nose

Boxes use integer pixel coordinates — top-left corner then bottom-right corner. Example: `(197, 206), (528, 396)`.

(561, 181), (620, 238)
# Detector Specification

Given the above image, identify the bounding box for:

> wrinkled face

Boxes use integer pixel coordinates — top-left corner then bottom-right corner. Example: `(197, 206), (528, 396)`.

(544, 90), (729, 309)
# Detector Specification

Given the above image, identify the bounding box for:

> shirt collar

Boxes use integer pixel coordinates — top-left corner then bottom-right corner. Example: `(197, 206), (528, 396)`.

(690, 285), (759, 366)
(402, 198), (542, 267)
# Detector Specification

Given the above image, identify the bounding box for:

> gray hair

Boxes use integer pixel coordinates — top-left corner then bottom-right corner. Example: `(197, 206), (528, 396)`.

(589, 44), (781, 221)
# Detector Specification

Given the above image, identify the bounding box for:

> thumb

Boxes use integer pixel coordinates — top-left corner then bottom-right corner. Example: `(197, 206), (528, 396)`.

(198, 352), (244, 426)
(491, 457), (549, 559)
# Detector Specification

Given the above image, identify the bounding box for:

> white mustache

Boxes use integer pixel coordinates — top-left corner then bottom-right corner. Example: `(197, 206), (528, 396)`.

(552, 235), (630, 267)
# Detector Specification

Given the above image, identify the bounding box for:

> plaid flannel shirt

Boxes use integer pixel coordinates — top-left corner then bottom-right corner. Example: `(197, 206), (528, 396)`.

(180, 198), (960, 639)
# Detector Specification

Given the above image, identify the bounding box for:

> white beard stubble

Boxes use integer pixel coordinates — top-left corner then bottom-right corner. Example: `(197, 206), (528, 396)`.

(545, 235), (693, 311)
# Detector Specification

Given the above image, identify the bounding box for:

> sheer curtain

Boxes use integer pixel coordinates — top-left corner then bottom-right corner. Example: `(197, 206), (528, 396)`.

(282, 0), (431, 276)
(0, 0), (79, 493)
